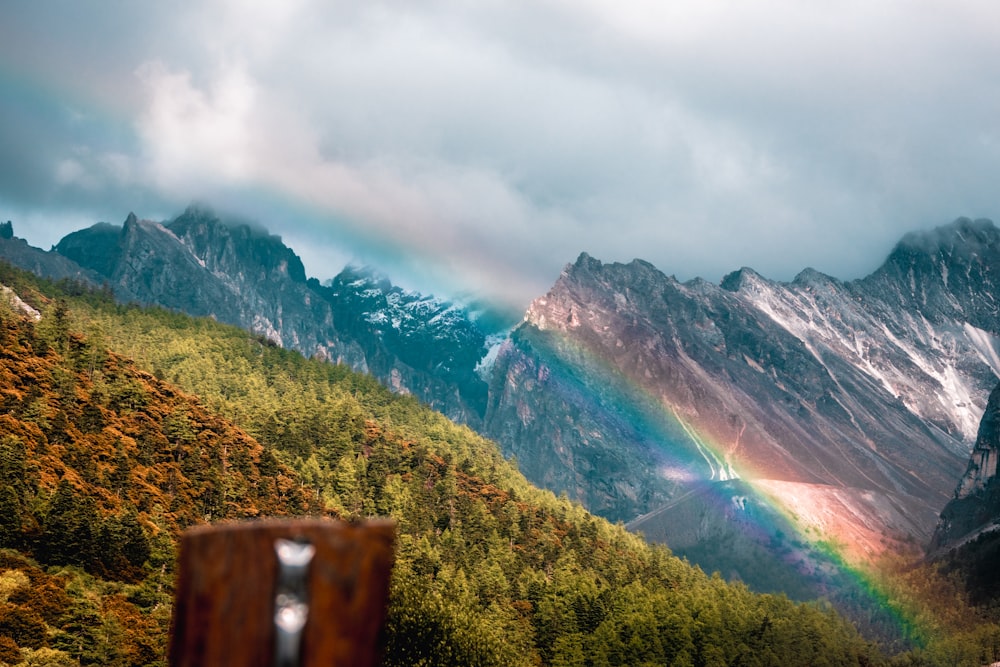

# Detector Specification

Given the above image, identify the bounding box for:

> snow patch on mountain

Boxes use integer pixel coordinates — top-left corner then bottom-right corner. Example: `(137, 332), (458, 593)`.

(734, 268), (991, 444)
(965, 323), (1000, 377)
(475, 333), (511, 380)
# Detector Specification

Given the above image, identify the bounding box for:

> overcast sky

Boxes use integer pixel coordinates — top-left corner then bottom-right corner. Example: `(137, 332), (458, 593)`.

(1, 1), (999, 309)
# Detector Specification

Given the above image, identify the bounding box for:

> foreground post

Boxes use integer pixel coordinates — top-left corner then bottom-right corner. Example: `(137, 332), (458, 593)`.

(169, 518), (396, 667)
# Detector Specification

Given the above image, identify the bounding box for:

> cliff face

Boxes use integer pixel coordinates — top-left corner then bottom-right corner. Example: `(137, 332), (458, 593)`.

(861, 217), (1000, 330)
(954, 385), (1000, 500)
(927, 382), (1000, 605)
(930, 382), (1000, 552)
(485, 219), (1000, 564)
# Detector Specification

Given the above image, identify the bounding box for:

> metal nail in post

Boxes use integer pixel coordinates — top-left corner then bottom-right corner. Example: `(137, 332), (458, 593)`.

(274, 538), (316, 667)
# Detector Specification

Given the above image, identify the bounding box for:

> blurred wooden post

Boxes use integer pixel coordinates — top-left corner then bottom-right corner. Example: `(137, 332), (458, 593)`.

(169, 518), (396, 667)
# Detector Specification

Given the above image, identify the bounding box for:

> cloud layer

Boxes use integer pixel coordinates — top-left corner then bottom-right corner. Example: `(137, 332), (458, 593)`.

(1, 1), (999, 306)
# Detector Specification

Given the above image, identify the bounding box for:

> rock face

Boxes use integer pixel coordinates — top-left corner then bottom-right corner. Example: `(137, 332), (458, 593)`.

(0, 222), (125, 293)
(928, 381), (1000, 605)
(485, 218), (1000, 566)
(49, 207), (504, 428)
(7, 207), (1000, 587)
(930, 381), (1000, 552)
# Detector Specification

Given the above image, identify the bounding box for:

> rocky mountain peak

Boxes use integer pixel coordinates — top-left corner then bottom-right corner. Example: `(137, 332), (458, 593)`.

(55, 221), (126, 280)
(5, 206), (504, 436)
(719, 267), (765, 292)
(0, 221), (121, 291)
(882, 218), (998, 284)
(860, 217), (1000, 329)
(167, 207), (307, 284)
(791, 267), (838, 289)
(329, 264), (394, 294)
(528, 253), (672, 334)
(571, 251), (602, 273)
(500, 215), (1000, 567)
(895, 217), (998, 256)
(565, 252), (664, 286)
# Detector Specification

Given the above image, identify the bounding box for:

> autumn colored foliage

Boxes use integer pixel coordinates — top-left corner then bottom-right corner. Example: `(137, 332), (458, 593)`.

(0, 261), (993, 666)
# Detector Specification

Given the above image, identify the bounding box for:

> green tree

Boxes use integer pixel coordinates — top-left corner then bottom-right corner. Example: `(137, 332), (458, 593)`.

(0, 435), (29, 497)
(163, 408), (195, 445)
(0, 485), (23, 548)
(38, 481), (97, 569)
(332, 453), (367, 517)
(35, 298), (71, 355)
(106, 376), (148, 413)
(96, 512), (151, 582)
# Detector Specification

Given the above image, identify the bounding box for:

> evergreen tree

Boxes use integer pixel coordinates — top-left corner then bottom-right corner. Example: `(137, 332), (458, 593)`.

(35, 298), (71, 355)
(0, 485), (23, 548)
(0, 435), (29, 496)
(38, 480), (98, 569)
(95, 511), (151, 581)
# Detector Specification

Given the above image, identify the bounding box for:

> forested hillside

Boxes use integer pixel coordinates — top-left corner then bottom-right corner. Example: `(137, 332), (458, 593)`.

(0, 261), (994, 666)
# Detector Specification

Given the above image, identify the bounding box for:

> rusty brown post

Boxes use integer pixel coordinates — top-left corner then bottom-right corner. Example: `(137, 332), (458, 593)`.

(169, 518), (396, 667)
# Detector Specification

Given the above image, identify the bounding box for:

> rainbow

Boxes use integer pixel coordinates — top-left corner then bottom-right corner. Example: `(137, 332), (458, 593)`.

(0, 61), (941, 647)
(513, 321), (935, 648)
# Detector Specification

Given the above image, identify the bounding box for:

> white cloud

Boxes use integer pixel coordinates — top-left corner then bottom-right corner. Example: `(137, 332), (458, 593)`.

(3, 0), (1000, 305)
(136, 61), (258, 189)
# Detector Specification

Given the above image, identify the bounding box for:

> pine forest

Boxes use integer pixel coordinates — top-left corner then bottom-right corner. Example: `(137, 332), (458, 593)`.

(0, 263), (997, 666)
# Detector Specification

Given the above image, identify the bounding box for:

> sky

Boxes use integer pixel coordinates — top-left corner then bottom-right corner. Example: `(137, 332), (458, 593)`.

(1, 1), (999, 309)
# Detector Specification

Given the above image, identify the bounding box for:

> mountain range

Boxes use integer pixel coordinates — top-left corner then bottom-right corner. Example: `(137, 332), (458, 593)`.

(506, 224), (1000, 561)
(0, 262), (905, 665)
(3, 207), (999, 588)
(41, 208), (509, 430)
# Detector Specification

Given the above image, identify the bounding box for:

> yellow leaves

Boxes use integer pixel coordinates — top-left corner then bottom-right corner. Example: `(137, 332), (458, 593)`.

(10, 646), (77, 667)
(0, 571), (29, 604)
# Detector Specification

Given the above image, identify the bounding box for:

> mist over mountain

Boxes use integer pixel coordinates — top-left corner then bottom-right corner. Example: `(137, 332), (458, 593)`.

(0, 262), (902, 665)
(6, 206), (510, 430)
(3, 209), (999, 595)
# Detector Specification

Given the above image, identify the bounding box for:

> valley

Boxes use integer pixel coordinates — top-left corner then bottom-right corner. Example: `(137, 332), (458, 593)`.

(3, 211), (1000, 663)
(0, 264), (900, 665)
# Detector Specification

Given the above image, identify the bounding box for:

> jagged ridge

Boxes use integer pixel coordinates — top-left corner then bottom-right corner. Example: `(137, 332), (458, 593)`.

(489, 218), (1000, 570)
(0, 209), (505, 429)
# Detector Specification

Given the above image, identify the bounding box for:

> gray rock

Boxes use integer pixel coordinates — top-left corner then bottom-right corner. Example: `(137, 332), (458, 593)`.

(484, 218), (1000, 567)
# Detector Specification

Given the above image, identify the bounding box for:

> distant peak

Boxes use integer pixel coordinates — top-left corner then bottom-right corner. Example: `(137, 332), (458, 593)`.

(896, 217), (998, 255)
(573, 252), (602, 271)
(570, 253), (662, 277)
(720, 267), (763, 292)
(335, 263), (391, 288)
(626, 258), (657, 272)
(792, 267), (836, 287)
(124, 212), (138, 227)
(182, 202), (218, 220)
(171, 204), (275, 241)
